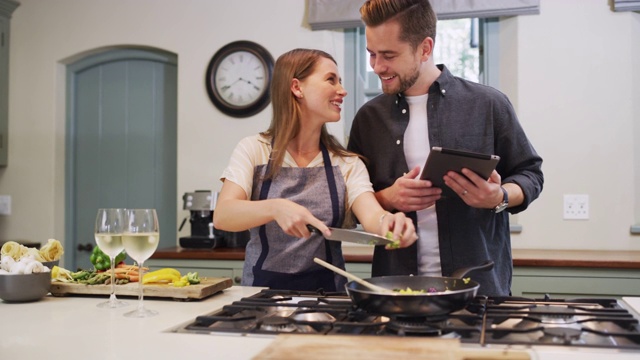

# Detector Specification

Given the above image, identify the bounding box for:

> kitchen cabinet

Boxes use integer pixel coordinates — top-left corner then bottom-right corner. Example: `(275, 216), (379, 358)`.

(0, 0), (19, 166)
(512, 267), (640, 299)
(145, 258), (372, 285)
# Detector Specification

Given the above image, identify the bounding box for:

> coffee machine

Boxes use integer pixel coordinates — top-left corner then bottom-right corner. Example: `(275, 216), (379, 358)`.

(178, 190), (222, 248)
(178, 190), (249, 249)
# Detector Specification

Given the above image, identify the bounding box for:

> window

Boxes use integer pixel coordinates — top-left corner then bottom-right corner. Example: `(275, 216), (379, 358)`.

(343, 18), (500, 136)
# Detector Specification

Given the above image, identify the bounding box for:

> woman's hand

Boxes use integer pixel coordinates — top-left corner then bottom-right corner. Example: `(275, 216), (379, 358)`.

(271, 199), (328, 239)
(352, 192), (418, 249)
(379, 211), (418, 249)
(214, 181), (326, 237)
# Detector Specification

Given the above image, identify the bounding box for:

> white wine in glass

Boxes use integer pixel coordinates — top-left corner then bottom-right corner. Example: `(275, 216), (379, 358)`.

(122, 208), (160, 318)
(94, 208), (128, 309)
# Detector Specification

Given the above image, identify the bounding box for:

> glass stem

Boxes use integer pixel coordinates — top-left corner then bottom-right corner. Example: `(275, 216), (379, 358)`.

(109, 257), (116, 303)
(138, 261), (145, 311)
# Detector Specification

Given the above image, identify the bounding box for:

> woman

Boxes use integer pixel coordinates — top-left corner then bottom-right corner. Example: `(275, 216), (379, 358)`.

(213, 48), (417, 291)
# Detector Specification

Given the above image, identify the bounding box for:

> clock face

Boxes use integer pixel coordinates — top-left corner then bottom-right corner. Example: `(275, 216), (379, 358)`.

(206, 41), (274, 118)
(214, 51), (268, 107)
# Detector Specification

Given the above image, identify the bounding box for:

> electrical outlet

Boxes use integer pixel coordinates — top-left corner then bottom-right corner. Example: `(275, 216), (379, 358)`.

(0, 195), (11, 216)
(563, 194), (588, 220)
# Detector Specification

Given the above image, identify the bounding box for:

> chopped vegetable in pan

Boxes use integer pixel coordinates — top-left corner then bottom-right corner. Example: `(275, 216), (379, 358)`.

(394, 287), (426, 294)
(392, 278), (472, 294)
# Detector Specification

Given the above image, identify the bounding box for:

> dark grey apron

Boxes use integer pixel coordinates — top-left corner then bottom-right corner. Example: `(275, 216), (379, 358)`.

(242, 143), (347, 291)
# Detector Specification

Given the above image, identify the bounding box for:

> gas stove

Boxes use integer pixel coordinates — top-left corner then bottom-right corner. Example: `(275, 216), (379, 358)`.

(175, 289), (640, 350)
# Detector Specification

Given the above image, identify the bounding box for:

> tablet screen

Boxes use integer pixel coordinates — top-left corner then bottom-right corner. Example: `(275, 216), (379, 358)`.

(420, 147), (500, 189)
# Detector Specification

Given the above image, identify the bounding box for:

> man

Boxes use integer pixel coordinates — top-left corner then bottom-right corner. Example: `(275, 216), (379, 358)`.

(348, 0), (544, 296)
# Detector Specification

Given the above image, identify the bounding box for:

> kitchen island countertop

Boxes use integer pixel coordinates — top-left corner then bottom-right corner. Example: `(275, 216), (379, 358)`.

(152, 246), (640, 269)
(2, 286), (640, 360)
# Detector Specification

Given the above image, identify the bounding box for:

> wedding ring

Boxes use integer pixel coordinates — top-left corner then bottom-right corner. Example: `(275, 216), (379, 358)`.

(462, 190), (468, 196)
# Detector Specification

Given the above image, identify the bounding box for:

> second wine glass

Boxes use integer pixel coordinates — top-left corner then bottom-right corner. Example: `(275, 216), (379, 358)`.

(94, 208), (128, 309)
(122, 208), (160, 318)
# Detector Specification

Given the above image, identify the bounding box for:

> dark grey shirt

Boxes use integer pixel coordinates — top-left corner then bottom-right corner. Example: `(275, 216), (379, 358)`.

(348, 65), (544, 296)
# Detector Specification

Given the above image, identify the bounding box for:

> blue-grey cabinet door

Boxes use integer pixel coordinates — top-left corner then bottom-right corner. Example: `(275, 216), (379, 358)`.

(66, 49), (177, 270)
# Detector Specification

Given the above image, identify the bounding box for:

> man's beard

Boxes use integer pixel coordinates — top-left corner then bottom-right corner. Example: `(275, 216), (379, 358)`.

(381, 66), (420, 95)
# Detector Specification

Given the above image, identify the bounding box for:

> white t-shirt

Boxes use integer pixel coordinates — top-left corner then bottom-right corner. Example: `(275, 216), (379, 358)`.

(220, 134), (374, 220)
(404, 94), (441, 276)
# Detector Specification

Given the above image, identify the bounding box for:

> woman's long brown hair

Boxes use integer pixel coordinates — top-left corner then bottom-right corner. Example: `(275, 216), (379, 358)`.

(260, 48), (355, 179)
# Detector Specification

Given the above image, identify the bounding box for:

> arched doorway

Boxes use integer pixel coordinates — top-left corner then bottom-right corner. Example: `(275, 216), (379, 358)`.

(65, 48), (177, 270)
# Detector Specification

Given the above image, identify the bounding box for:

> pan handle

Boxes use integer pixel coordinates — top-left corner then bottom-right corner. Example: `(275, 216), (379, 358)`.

(450, 260), (494, 279)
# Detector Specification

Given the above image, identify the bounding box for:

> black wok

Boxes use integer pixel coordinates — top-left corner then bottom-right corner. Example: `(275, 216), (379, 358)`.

(345, 260), (494, 316)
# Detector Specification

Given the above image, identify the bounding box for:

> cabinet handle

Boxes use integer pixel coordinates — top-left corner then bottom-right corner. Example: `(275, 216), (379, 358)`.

(77, 243), (94, 252)
(233, 276), (242, 284)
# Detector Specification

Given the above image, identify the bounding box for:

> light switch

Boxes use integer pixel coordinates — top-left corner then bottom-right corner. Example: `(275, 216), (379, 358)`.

(0, 195), (11, 216)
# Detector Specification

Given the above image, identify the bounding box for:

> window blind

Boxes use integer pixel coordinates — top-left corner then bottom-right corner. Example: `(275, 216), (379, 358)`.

(307, 0), (541, 30)
(612, 0), (640, 11)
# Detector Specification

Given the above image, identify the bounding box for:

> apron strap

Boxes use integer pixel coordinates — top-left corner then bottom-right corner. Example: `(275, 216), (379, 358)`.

(255, 155), (274, 271)
(321, 143), (340, 228)
(320, 143), (338, 264)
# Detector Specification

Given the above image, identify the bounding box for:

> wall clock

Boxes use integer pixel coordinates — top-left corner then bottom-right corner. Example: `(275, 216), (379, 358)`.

(205, 41), (274, 118)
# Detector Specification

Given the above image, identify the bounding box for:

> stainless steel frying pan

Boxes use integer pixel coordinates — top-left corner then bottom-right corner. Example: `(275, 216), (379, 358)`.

(345, 260), (494, 316)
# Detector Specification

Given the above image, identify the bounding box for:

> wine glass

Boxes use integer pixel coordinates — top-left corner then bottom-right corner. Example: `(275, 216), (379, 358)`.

(122, 208), (160, 318)
(94, 208), (128, 308)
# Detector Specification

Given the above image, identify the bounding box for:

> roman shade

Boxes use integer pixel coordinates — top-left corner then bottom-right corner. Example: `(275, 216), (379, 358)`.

(0, 0), (20, 18)
(612, 0), (640, 11)
(307, 0), (541, 30)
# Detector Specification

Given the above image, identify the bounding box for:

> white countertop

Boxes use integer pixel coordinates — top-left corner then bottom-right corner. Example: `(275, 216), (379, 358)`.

(2, 287), (640, 360)
(0, 286), (274, 360)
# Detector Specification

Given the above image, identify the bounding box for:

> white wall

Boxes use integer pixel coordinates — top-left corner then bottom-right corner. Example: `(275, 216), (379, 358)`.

(504, 1), (640, 250)
(0, 0), (639, 252)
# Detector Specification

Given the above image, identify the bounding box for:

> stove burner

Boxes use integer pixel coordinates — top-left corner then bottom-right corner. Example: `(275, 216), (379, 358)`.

(529, 305), (576, 315)
(259, 316), (297, 332)
(297, 300), (321, 307)
(543, 326), (583, 342)
(528, 305), (577, 323)
(386, 318), (453, 337)
(543, 327), (582, 339)
(291, 311), (336, 323)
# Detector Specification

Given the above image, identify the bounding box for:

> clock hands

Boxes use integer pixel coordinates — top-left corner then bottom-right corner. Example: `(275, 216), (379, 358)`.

(240, 78), (262, 92)
(220, 78), (242, 91)
(220, 77), (261, 92)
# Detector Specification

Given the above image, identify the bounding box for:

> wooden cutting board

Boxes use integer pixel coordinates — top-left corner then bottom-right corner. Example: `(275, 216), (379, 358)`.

(50, 277), (232, 301)
(253, 335), (530, 360)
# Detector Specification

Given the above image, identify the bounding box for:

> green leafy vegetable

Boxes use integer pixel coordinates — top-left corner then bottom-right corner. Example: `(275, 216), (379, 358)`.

(90, 246), (126, 271)
(186, 272), (201, 284)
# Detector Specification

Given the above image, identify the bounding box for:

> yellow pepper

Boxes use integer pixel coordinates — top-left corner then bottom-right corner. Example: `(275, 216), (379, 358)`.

(172, 275), (190, 287)
(51, 265), (60, 279)
(142, 268), (182, 284)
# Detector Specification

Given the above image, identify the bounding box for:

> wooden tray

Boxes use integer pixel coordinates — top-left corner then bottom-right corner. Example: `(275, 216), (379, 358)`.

(254, 335), (530, 360)
(50, 277), (232, 301)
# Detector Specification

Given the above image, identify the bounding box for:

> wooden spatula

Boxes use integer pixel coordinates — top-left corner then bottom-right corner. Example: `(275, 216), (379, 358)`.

(313, 257), (393, 294)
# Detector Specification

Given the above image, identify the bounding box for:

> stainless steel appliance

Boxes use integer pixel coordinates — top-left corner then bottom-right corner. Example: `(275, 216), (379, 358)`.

(178, 190), (220, 249)
(178, 190), (250, 249)
(174, 289), (640, 351)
